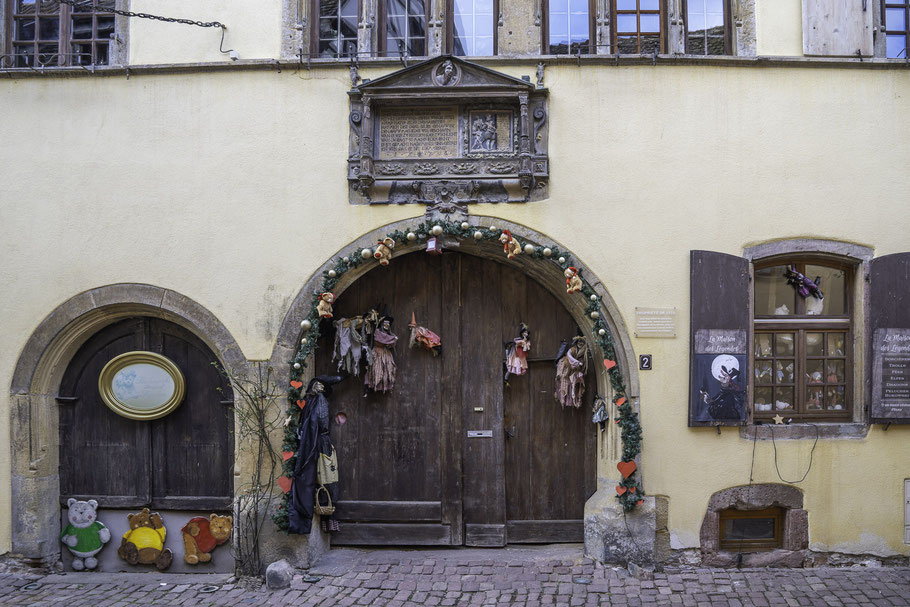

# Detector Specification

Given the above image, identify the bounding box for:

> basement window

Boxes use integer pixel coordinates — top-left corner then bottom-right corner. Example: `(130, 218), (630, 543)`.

(718, 507), (783, 552)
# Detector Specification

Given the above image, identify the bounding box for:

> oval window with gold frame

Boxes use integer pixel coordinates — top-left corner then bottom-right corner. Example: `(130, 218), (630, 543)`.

(98, 351), (186, 420)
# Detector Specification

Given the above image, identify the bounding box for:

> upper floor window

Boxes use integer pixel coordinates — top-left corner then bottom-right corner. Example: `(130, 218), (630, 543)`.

(544, 0), (593, 54)
(753, 259), (852, 421)
(615, 0), (662, 54)
(883, 0), (910, 58)
(380, 0), (428, 57)
(449, 0), (496, 56)
(315, 0), (359, 58)
(6, 0), (114, 67)
(684, 0), (727, 55)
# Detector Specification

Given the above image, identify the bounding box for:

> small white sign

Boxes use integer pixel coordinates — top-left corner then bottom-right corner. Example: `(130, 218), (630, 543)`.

(635, 307), (677, 338)
(467, 430), (493, 438)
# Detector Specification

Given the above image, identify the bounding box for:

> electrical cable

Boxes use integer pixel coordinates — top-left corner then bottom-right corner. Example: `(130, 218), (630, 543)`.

(769, 423), (819, 484)
(735, 424), (759, 568)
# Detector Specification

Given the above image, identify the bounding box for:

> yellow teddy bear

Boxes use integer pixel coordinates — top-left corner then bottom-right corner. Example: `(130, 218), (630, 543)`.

(117, 508), (173, 570)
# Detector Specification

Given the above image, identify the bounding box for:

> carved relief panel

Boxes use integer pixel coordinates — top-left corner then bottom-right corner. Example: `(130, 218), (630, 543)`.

(348, 56), (549, 205)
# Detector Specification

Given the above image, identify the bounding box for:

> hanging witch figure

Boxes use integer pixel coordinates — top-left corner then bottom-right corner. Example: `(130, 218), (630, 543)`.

(698, 354), (745, 421)
(288, 374), (346, 535)
(504, 323), (531, 383)
(555, 336), (589, 408)
(365, 315), (398, 394)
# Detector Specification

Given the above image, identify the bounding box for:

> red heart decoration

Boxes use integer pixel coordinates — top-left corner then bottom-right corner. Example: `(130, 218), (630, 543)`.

(637, 500), (643, 506)
(603, 359), (617, 370)
(629, 486), (636, 494)
(614, 418), (621, 424)
(617, 460), (637, 479)
(277, 476), (292, 493)
(290, 380), (304, 390)
(297, 399), (306, 409)
(615, 485), (627, 495)
(282, 451), (294, 461)
(615, 397), (626, 407)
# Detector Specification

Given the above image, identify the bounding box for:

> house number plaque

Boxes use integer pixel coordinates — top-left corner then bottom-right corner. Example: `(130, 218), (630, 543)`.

(467, 430), (493, 438)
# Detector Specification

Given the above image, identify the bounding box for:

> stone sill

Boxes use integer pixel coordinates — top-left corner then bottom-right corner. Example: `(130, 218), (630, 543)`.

(3, 53), (910, 79)
(740, 422), (869, 441)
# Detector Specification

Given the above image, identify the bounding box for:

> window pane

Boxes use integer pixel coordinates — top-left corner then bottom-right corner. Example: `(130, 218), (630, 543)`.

(17, 0), (37, 14)
(826, 386), (845, 410)
(388, 0), (406, 14)
(617, 14), (637, 32)
(616, 35), (637, 53)
(319, 39), (339, 56)
(570, 13), (589, 40)
(408, 37), (425, 55)
(320, 0), (339, 17)
(755, 361), (772, 384)
(639, 0), (660, 9)
(408, 0), (425, 16)
(39, 17), (59, 40)
(387, 13), (406, 37)
(706, 0), (723, 12)
(826, 360), (844, 383)
(806, 332), (824, 357)
(640, 34), (660, 53)
(72, 16), (93, 39)
(476, 0), (493, 12)
(826, 333), (846, 357)
(687, 35), (705, 54)
(806, 387), (824, 410)
(755, 334), (772, 358)
(705, 12), (723, 28)
(616, 0), (636, 9)
(475, 35), (493, 55)
(40, 0), (60, 13)
(755, 266), (795, 315)
(341, 0), (358, 17)
(775, 333), (794, 356)
(320, 17), (338, 38)
(476, 14), (493, 37)
(687, 5), (706, 30)
(13, 44), (34, 67)
(887, 34), (907, 58)
(723, 517), (776, 541)
(37, 43), (57, 65)
(886, 8), (907, 32)
(773, 387), (793, 411)
(805, 265), (845, 315)
(94, 41), (109, 65)
(341, 17), (357, 38)
(409, 15), (426, 37)
(755, 387), (773, 411)
(16, 18), (36, 41)
(706, 35), (724, 54)
(806, 360), (824, 385)
(775, 359), (794, 384)
(569, 0), (588, 13)
(550, 12), (569, 36)
(71, 42), (92, 64)
(640, 13), (660, 32)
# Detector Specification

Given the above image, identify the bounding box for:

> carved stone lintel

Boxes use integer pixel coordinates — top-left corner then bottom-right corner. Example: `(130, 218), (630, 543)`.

(425, 198), (470, 224)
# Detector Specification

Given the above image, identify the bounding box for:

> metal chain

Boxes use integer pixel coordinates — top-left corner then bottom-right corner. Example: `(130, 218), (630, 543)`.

(56, 0), (226, 29)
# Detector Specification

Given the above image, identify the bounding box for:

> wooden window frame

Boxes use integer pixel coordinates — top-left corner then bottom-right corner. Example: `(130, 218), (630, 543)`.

(882, 0), (910, 58)
(753, 257), (854, 422)
(718, 507), (783, 552)
(446, 0), (499, 56)
(310, 0), (362, 58)
(4, 0), (114, 68)
(682, 0), (731, 55)
(378, 0), (430, 58)
(541, 0), (596, 55)
(612, 0), (665, 54)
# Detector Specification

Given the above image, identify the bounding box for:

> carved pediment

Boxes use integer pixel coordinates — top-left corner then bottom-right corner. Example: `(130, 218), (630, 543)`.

(348, 56), (549, 206)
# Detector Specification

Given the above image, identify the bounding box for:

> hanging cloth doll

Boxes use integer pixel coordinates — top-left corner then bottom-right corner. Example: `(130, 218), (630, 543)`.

(333, 317), (366, 376)
(408, 312), (442, 356)
(504, 323), (531, 382)
(364, 316), (398, 393)
(555, 336), (589, 408)
(288, 374), (345, 535)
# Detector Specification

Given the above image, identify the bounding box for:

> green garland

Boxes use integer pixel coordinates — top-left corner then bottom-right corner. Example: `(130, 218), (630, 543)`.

(272, 220), (644, 531)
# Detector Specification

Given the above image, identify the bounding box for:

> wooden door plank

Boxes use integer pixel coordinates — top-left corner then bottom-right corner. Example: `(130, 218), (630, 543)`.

(501, 266), (530, 523)
(332, 523), (453, 545)
(334, 500), (442, 522)
(465, 523), (507, 547)
(440, 252), (464, 544)
(507, 520), (584, 543)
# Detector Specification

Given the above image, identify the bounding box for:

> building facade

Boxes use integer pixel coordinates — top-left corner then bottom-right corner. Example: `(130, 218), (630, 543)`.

(2, 0), (909, 572)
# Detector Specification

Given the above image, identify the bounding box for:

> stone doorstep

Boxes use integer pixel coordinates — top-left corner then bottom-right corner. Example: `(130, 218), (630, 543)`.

(38, 572), (234, 586)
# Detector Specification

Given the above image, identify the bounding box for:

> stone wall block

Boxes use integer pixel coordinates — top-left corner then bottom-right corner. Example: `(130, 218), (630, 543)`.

(11, 474), (60, 560)
(584, 487), (656, 565)
(699, 511), (719, 553)
(784, 509), (809, 551)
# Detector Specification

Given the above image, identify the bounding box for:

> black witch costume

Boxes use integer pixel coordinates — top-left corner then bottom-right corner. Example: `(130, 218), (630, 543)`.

(699, 366), (745, 420)
(288, 374), (345, 534)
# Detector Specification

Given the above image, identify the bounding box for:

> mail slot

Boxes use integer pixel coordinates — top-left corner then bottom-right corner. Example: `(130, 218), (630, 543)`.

(467, 430), (493, 438)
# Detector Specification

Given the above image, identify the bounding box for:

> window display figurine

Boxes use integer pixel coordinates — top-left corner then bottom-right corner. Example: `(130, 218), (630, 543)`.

(499, 230), (522, 259)
(504, 323), (531, 382)
(365, 316), (398, 393)
(784, 265), (824, 300)
(61, 498), (111, 571)
(408, 311), (442, 356)
(317, 292), (335, 319)
(564, 267), (582, 294)
(373, 237), (395, 266)
(555, 336), (589, 408)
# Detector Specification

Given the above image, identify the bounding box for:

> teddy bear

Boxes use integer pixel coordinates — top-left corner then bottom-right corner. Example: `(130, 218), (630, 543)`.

(499, 230), (522, 259)
(181, 514), (232, 565)
(564, 266), (583, 294)
(373, 237), (395, 266)
(316, 292), (335, 319)
(60, 498), (111, 571)
(117, 508), (173, 570)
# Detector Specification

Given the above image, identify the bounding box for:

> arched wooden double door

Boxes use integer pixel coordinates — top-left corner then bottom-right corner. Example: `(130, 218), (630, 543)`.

(317, 252), (596, 546)
(58, 317), (233, 510)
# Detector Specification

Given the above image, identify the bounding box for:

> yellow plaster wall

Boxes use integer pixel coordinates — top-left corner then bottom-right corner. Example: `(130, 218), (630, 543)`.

(2, 62), (909, 557)
(756, 0), (804, 56)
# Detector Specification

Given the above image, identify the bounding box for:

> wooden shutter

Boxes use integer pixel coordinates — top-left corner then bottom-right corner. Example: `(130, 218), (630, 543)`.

(870, 253), (910, 424)
(802, 0), (873, 57)
(689, 250), (751, 427)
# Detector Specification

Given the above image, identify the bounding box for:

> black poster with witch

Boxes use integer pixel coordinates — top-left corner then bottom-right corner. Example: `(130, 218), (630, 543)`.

(690, 330), (748, 423)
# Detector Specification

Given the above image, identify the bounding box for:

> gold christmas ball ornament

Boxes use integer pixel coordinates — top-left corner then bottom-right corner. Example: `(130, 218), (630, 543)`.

(474, 230), (484, 240)
(431, 225), (444, 236)
(489, 225), (497, 232)
(300, 319), (312, 331)
(590, 294), (597, 301)
(328, 270), (337, 278)
(293, 362), (301, 370)
(558, 256), (566, 264)
(543, 248), (552, 257)
(590, 311), (600, 320)
(598, 328), (606, 336)
(524, 244), (535, 255)
(342, 256), (350, 264)
(301, 337), (309, 345)
(406, 232), (417, 241)
(361, 248), (372, 259)
(461, 222), (470, 230)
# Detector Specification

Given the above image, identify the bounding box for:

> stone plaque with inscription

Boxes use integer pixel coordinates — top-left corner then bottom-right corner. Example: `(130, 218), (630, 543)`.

(635, 307), (677, 338)
(872, 328), (910, 423)
(348, 55), (549, 206)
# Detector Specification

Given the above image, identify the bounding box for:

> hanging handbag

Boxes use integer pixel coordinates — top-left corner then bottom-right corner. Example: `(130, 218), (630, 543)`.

(314, 485), (335, 516)
(317, 447), (339, 485)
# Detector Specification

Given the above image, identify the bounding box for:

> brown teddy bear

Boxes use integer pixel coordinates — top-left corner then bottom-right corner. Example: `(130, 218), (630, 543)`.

(565, 266), (583, 294)
(499, 230), (521, 259)
(373, 237), (395, 266)
(316, 292), (335, 319)
(181, 514), (232, 565)
(117, 508), (173, 570)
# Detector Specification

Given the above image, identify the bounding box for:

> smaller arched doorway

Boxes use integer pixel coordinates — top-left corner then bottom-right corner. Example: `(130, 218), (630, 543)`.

(58, 317), (234, 511)
(315, 252), (597, 546)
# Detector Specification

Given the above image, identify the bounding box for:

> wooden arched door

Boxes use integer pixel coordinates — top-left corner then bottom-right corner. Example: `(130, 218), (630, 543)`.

(58, 317), (234, 510)
(317, 252), (596, 546)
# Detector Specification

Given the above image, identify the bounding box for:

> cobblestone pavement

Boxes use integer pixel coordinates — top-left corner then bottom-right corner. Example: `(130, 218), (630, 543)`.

(1, 545), (908, 607)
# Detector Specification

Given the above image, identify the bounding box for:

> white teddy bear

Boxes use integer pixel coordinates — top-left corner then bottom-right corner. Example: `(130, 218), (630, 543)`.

(60, 498), (111, 571)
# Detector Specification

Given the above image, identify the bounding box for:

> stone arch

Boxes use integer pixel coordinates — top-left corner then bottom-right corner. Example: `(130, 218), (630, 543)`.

(9, 283), (247, 561)
(269, 215), (652, 562)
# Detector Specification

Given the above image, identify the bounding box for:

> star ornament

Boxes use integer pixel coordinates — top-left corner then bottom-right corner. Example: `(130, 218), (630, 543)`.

(772, 414), (784, 425)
